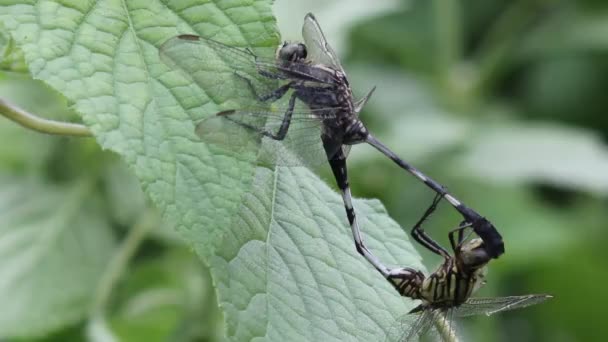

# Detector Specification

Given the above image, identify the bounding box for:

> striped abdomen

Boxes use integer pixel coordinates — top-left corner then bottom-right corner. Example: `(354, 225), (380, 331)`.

(419, 260), (485, 307)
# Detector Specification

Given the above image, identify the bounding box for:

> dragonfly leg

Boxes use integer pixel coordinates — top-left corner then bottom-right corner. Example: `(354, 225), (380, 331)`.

(257, 68), (287, 80)
(234, 71), (292, 102)
(410, 193), (451, 258)
(448, 221), (473, 252)
(324, 143), (390, 277)
(264, 92), (296, 140)
(220, 92), (297, 141)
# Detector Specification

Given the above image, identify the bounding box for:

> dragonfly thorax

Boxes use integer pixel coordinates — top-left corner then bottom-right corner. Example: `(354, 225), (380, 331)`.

(342, 119), (369, 145)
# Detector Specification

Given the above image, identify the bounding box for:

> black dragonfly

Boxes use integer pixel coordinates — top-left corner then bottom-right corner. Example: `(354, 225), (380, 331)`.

(386, 194), (551, 341)
(159, 13), (505, 280)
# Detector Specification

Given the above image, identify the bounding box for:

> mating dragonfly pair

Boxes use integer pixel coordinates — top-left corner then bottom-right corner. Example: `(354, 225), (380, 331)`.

(160, 13), (550, 341)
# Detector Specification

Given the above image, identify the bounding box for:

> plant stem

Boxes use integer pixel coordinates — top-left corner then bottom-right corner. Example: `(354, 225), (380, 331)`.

(472, 0), (538, 97)
(0, 97), (91, 137)
(434, 312), (459, 342)
(433, 0), (462, 80)
(90, 210), (157, 316)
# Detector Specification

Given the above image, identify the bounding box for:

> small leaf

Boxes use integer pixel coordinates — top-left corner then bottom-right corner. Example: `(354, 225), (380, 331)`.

(0, 178), (116, 338)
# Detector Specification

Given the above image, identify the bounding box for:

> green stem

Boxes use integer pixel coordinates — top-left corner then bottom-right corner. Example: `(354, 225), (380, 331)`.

(90, 210), (157, 316)
(472, 0), (538, 97)
(433, 0), (462, 80)
(434, 312), (459, 342)
(0, 97), (91, 137)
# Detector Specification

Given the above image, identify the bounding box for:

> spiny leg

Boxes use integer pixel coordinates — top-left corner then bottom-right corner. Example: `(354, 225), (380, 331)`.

(323, 140), (390, 277)
(448, 222), (474, 252)
(365, 134), (504, 258)
(410, 193), (451, 258)
(221, 92), (297, 141)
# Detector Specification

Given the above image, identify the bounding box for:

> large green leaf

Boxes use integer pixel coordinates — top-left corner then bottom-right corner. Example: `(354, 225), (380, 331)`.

(211, 166), (423, 341)
(0, 178), (116, 338)
(0, 1), (424, 340)
(1, 0), (279, 259)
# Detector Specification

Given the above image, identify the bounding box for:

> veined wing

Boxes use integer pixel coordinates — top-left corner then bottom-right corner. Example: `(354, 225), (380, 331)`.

(387, 307), (444, 342)
(302, 13), (344, 72)
(454, 294), (552, 318)
(195, 105), (347, 168)
(389, 294), (550, 341)
(159, 35), (339, 95)
(159, 34), (274, 105)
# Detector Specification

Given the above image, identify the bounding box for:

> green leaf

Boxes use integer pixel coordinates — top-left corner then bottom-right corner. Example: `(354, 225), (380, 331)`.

(108, 248), (221, 342)
(211, 166), (423, 341)
(0, 178), (116, 338)
(0, 27), (27, 72)
(103, 160), (147, 227)
(0, 0), (279, 260)
(0, 1), (424, 340)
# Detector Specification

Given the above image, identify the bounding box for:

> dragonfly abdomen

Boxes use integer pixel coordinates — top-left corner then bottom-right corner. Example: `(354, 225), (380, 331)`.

(420, 262), (484, 308)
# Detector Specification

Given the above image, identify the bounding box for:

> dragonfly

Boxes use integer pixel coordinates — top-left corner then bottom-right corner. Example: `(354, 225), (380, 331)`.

(386, 194), (552, 341)
(159, 13), (505, 278)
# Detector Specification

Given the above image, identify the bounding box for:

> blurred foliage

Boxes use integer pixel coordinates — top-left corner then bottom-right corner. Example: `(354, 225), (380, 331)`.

(1, 0), (608, 341)
(345, 0), (608, 341)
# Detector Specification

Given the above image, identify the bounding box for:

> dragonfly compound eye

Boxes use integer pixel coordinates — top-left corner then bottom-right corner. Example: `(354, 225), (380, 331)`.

(277, 42), (308, 62)
(296, 43), (307, 59)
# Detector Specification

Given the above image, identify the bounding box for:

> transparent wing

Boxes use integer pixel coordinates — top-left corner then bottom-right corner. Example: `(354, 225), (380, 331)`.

(454, 294), (552, 318)
(159, 34), (279, 105)
(386, 308), (438, 342)
(160, 34), (348, 168)
(302, 13), (344, 72)
(159, 34), (337, 105)
(195, 103), (345, 168)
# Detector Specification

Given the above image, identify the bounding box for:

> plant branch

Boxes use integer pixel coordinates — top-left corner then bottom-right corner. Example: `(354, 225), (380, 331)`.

(472, 0), (538, 96)
(434, 312), (459, 342)
(433, 0), (462, 80)
(0, 97), (92, 137)
(90, 210), (158, 316)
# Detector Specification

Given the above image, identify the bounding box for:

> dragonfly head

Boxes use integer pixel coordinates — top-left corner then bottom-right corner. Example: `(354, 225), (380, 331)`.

(276, 42), (308, 64)
(456, 238), (491, 274)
